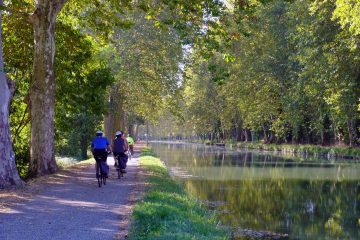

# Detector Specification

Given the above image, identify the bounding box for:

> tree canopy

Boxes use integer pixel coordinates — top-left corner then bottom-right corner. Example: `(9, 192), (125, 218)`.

(1, 0), (360, 186)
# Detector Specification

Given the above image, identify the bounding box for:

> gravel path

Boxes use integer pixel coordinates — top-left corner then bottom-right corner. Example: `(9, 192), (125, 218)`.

(0, 153), (142, 240)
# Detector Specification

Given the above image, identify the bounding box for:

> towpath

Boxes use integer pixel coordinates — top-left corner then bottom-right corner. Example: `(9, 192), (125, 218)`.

(0, 145), (145, 240)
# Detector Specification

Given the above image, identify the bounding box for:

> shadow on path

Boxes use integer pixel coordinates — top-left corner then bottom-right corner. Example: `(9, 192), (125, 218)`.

(0, 149), (144, 240)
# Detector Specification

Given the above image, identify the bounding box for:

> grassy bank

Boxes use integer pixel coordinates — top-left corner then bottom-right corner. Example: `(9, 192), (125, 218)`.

(228, 141), (360, 160)
(128, 148), (228, 240)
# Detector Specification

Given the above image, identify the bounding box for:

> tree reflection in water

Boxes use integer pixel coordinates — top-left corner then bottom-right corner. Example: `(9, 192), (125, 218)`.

(152, 142), (360, 239)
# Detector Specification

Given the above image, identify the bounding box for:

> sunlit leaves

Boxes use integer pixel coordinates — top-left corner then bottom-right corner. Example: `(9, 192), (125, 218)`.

(333, 0), (360, 36)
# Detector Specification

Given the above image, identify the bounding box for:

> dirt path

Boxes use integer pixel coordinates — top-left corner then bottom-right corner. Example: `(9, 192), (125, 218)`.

(0, 146), (145, 240)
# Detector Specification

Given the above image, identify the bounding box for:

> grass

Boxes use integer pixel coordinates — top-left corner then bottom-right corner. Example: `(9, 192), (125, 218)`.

(229, 141), (360, 160)
(128, 148), (228, 240)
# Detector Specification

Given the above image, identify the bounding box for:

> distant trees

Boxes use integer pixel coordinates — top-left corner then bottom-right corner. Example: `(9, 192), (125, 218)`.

(178, 0), (360, 146)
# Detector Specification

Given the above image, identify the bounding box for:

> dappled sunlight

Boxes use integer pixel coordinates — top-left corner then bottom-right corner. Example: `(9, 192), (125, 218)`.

(1, 153), (142, 239)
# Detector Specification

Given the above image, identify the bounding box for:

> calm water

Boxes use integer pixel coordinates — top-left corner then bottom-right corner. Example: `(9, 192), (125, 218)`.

(151, 142), (360, 240)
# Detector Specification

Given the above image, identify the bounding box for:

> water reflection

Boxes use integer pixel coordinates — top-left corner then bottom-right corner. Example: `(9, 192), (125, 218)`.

(151, 142), (360, 239)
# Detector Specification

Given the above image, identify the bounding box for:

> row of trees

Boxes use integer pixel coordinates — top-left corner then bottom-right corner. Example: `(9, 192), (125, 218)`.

(163, 0), (360, 146)
(0, 0), (231, 188)
(2, 0), (359, 187)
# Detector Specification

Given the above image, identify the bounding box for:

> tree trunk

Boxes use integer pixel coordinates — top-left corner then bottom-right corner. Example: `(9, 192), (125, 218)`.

(347, 118), (357, 147)
(0, 7), (23, 187)
(29, 1), (66, 176)
(104, 87), (125, 141)
(80, 136), (88, 160)
(262, 125), (269, 143)
(133, 124), (139, 140)
(0, 78), (23, 188)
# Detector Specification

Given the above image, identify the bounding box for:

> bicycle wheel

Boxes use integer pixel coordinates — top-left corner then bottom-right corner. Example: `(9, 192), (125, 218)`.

(116, 156), (123, 179)
(103, 175), (106, 185)
(96, 163), (102, 187)
(117, 168), (122, 179)
(97, 175), (102, 187)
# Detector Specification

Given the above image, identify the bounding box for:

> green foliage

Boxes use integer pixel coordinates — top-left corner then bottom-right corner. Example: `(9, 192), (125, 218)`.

(234, 141), (360, 160)
(129, 149), (228, 240)
(158, 0), (360, 147)
(102, 9), (184, 125)
(55, 66), (115, 159)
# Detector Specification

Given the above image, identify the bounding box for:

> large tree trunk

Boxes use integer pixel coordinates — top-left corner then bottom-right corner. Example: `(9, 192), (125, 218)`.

(0, 2), (23, 187)
(104, 86), (125, 141)
(29, 1), (66, 177)
(0, 78), (23, 188)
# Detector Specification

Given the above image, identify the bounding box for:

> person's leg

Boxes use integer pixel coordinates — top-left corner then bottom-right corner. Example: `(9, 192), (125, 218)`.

(95, 161), (100, 178)
(119, 152), (127, 173)
(93, 150), (101, 178)
(101, 150), (109, 177)
(113, 152), (120, 168)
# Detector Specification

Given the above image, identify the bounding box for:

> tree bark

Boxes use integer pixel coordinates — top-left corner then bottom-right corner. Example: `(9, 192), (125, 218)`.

(0, 1), (23, 187)
(262, 125), (269, 143)
(104, 87), (125, 141)
(29, 0), (66, 176)
(0, 78), (23, 188)
(347, 118), (357, 147)
(80, 136), (88, 160)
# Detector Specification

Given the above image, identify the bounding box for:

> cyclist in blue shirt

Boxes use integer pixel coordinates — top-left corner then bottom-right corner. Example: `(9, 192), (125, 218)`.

(91, 130), (112, 177)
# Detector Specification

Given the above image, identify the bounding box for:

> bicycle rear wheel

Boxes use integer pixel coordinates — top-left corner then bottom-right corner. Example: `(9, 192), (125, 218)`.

(116, 156), (123, 179)
(96, 162), (102, 187)
(97, 176), (102, 187)
(102, 175), (106, 185)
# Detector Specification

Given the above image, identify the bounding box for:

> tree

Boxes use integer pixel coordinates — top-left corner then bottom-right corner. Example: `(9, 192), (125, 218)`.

(27, 0), (68, 176)
(102, 10), (183, 140)
(28, 0), (228, 176)
(0, 0), (23, 188)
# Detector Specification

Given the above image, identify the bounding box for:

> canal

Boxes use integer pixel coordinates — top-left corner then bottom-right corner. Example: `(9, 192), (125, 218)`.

(151, 142), (360, 239)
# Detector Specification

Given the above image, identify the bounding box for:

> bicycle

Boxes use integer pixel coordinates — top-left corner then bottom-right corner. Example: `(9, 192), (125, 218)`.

(95, 155), (108, 187)
(127, 149), (132, 161)
(114, 154), (124, 179)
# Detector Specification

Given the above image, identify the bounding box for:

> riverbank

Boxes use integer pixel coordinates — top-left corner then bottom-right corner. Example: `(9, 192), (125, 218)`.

(224, 141), (360, 160)
(128, 148), (228, 240)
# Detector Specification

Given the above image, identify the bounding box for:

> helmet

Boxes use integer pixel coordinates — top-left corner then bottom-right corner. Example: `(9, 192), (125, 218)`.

(96, 130), (103, 136)
(115, 131), (122, 136)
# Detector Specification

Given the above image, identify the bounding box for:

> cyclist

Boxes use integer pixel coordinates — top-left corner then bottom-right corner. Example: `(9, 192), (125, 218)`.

(91, 130), (111, 178)
(112, 131), (129, 173)
(127, 134), (135, 155)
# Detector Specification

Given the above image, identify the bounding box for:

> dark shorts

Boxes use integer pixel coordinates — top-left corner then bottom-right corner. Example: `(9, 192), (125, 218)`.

(93, 149), (108, 162)
(113, 152), (128, 169)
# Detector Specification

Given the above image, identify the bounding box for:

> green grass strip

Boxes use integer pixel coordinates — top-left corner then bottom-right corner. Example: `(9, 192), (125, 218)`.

(128, 148), (228, 240)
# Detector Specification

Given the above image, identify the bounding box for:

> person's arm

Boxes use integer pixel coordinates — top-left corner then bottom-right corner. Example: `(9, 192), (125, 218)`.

(106, 139), (112, 152)
(91, 141), (94, 152)
(125, 140), (129, 151)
